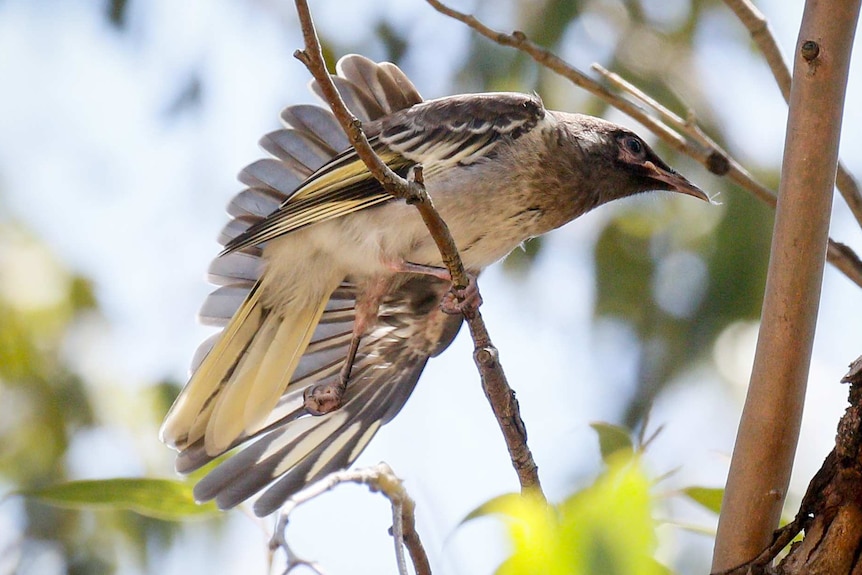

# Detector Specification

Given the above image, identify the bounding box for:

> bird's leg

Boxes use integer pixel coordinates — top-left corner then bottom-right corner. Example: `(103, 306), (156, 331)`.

(303, 278), (387, 416)
(387, 261), (482, 315)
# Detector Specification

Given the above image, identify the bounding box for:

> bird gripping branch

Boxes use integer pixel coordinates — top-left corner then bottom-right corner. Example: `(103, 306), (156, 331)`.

(160, 54), (708, 516)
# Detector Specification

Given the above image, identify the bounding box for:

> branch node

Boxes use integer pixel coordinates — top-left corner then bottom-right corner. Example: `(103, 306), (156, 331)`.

(707, 151), (731, 176)
(293, 49), (310, 66)
(800, 40), (820, 61)
(475, 346), (498, 367)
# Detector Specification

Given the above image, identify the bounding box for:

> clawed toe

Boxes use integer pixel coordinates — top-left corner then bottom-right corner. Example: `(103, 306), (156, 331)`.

(440, 274), (483, 315)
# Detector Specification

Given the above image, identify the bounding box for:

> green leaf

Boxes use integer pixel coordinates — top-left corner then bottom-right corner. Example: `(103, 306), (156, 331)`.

(461, 492), (524, 524)
(590, 422), (634, 460)
(681, 486), (724, 514)
(19, 478), (219, 521)
(493, 454), (664, 575)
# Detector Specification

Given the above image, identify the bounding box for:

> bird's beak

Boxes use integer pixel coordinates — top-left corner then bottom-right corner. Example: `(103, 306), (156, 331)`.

(644, 161), (710, 202)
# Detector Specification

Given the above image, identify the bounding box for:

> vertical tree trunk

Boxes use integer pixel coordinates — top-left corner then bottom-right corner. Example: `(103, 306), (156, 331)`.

(712, 0), (861, 571)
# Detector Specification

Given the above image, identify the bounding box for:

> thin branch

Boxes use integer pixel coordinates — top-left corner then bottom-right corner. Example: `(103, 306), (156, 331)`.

(425, 0), (862, 290)
(835, 167), (862, 229)
(270, 464), (431, 575)
(724, 0), (793, 100)
(712, 0), (862, 568)
(270, 512), (328, 575)
(293, 4), (466, 287)
(592, 62), (862, 289)
(292, 0), (543, 497)
(590, 63), (774, 206)
(724, 0), (862, 233)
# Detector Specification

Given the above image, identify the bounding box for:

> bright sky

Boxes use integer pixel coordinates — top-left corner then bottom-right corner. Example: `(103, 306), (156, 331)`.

(1, 1), (861, 574)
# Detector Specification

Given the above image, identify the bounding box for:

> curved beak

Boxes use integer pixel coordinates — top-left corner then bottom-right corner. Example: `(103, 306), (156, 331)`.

(644, 161), (711, 203)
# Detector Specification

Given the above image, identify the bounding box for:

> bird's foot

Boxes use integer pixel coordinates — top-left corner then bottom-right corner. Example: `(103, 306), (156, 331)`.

(303, 379), (346, 416)
(385, 260), (483, 315)
(441, 273), (482, 315)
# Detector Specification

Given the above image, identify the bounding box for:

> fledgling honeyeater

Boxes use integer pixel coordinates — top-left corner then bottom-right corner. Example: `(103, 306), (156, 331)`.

(160, 55), (708, 516)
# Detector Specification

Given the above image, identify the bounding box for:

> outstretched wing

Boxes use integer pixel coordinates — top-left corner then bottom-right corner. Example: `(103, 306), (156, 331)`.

(223, 92), (546, 254)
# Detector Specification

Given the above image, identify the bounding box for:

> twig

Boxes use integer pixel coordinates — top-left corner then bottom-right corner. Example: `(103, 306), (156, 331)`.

(270, 464), (431, 575)
(293, 1), (469, 289)
(723, 0), (862, 234)
(723, 0), (793, 100)
(270, 512), (328, 575)
(591, 62), (862, 289)
(424, 0), (862, 290)
(590, 63), (772, 206)
(292, 0), (543, 497)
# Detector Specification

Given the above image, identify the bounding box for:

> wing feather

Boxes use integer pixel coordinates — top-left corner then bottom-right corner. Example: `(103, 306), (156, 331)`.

(280, 105), (350, 153)
(222, 93), (546, 255)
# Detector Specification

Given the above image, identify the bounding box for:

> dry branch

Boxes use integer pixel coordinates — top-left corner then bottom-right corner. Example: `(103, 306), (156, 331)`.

(269, 464), (430, 575)
(292, 0), (543, 498)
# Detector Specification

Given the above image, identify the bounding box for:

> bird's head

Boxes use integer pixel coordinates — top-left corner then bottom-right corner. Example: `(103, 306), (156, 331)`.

(609, 128), (709, 202)
(547, 113), (710, 212)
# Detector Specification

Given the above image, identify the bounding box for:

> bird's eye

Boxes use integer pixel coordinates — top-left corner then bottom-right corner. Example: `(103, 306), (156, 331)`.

(622, 135), (644, 156)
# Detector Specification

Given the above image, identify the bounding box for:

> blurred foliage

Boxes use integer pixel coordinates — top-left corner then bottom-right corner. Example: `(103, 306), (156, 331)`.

(590, 421), (636, 459)
(106, 0), (129, 29)
(19, 479), (219, 522)
(596, 189), (771, 426)
(682, 486), (724, 515)
(476, 452), (666, 575)
(469, 425), (721, 574)
(0, 222), (208, 573)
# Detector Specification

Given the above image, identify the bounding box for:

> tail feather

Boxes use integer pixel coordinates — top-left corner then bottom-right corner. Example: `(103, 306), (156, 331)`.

(171, 285), (360, 475)
(194, 357), (420, 512)
(191, 276), (463, 514)
(161, 282), (265, 450)
(241, 288), (334, 429)
(202, 304), (279, 454)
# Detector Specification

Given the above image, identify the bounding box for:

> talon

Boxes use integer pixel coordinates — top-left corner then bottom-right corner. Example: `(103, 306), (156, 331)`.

(303, 380), (346, 415)
(440, 274), (482, 315)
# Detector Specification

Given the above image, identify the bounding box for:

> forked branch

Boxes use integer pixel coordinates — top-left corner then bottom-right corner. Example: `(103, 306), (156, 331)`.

(269, 464), (430, 575)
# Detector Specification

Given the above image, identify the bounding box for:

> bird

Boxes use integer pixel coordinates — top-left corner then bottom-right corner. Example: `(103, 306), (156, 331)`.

(160, 54), (708, 517)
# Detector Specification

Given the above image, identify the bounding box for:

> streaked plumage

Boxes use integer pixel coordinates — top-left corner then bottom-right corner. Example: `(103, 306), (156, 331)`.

(160, 54), (707, 516)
